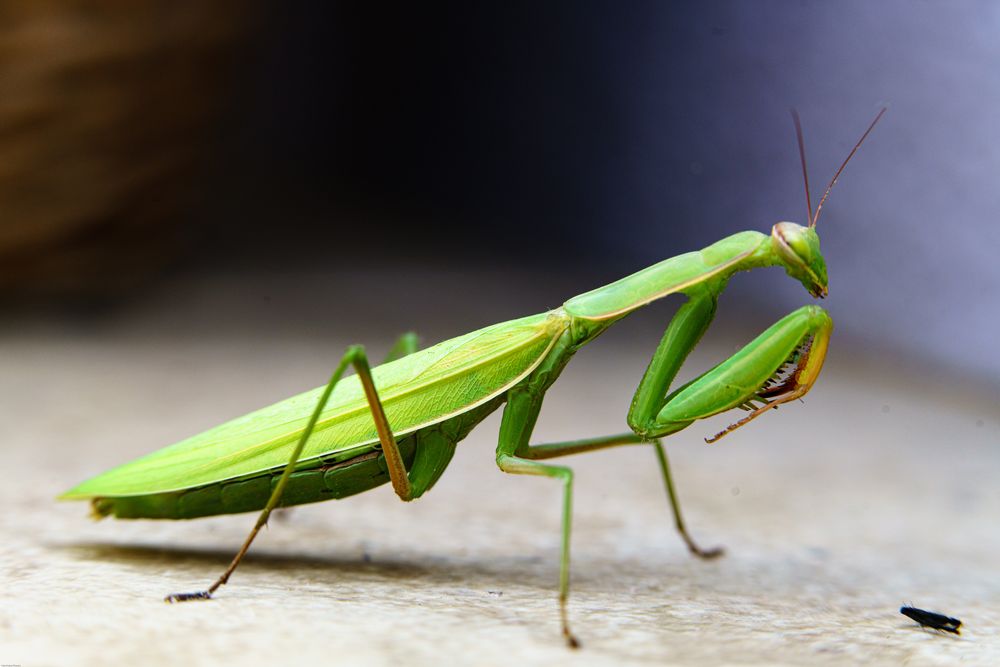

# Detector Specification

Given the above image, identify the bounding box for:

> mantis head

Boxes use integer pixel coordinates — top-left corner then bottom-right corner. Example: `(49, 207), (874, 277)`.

(777, 107), (886, 299)
(771, 222), (828, 298)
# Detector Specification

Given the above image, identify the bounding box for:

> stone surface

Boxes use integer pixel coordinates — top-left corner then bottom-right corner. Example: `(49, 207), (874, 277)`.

(2, 268), (998, 666)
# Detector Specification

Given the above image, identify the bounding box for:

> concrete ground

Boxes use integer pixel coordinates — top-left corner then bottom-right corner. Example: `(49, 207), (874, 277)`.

(2, 266), (998, 666)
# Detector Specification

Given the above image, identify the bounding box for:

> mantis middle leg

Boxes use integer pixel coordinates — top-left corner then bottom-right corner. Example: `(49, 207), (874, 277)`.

(495, 418), (721, 647)
(510, 431), (722, 558)
(496, 296), (832, 645)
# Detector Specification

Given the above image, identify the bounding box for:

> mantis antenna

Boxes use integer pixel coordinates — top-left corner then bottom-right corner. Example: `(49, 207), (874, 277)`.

(809, 107), (887, 228)
(791, 109), (814, 227)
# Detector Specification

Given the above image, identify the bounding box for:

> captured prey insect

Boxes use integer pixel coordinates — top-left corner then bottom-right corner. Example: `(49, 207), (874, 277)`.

(900, 606), (963, 635)
(61, 109), (885, 648)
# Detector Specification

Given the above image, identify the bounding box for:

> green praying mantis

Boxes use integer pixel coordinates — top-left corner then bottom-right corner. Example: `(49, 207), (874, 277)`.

(62, 109), (884, 647)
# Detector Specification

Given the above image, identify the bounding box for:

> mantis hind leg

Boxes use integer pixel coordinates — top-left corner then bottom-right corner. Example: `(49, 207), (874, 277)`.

(382, 331), (419, 363)
(166, 344), (416, 603)
(269, 332), (420, 523)
(269, 332), (421, 523)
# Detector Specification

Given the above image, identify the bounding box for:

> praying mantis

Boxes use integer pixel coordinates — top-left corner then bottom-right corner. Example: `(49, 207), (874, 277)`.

(61, 109), (885, 648)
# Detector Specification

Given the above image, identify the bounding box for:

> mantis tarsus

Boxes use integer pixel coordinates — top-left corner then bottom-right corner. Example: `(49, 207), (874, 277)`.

(62, 109), (884, 648)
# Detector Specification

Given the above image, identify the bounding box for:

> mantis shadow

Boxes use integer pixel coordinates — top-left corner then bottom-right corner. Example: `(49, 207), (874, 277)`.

(56, 540), (556, 592)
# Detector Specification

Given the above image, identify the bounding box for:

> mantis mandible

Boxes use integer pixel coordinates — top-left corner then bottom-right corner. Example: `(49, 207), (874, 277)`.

(62, 109), (884, 648)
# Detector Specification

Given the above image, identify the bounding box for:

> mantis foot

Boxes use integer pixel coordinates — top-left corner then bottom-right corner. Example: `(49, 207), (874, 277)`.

(689, 544), (725, 560)
(681, 532), (725, 560)
(560, 598), (581, 649)
(164, 590), (213, 603)
(691, 546), (726, 560)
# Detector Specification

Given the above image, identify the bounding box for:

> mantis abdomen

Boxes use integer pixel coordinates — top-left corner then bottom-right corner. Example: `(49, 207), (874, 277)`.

(92, 397), (505, 520)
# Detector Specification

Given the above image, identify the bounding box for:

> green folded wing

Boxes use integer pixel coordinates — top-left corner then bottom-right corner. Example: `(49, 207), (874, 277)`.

(63, 311), (568, 498)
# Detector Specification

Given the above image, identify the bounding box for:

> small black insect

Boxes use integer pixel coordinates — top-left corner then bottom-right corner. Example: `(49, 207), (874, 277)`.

(900, 605), (962, 635)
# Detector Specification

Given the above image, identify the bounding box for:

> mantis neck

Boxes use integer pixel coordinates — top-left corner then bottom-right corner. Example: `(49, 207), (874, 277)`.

(564, 230), (778, 329)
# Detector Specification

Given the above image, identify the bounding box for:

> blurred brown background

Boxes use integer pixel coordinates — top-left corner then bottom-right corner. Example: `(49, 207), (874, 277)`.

(0, 2), (253, 296)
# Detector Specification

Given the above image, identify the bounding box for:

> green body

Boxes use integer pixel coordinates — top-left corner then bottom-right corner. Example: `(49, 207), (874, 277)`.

(63, 228), (830, 520)
(61, 222), (839, 651)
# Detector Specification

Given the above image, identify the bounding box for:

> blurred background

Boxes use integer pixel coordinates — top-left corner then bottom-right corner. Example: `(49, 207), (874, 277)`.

(1, 1), (997, 387)
(4, 3), (1000, 665)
